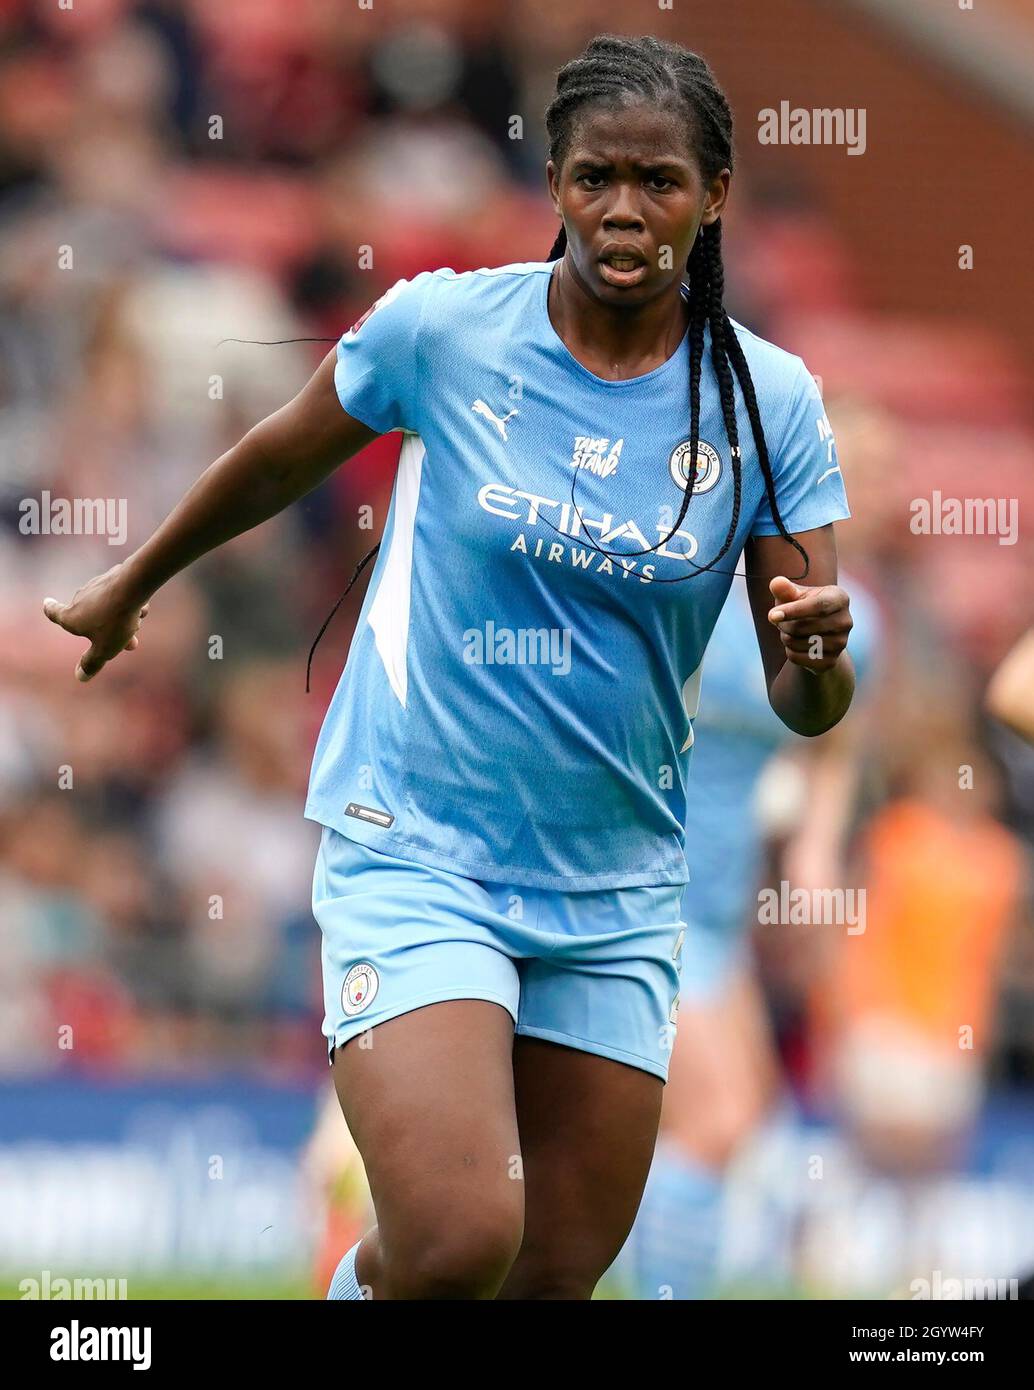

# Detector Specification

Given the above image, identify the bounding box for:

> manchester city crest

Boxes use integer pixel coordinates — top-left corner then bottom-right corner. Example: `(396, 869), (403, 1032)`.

(668, 438), (722, 494)
(342, 962), (380, 1017)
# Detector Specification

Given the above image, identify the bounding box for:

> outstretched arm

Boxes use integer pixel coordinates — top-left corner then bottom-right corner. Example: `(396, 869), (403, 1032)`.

(744, 523), (855, 736)
(43, 349), (379, 682)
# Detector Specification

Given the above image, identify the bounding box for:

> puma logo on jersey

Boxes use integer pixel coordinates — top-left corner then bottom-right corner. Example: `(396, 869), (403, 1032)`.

(571, 436), (623, 477)
(472, 399), (518, 441)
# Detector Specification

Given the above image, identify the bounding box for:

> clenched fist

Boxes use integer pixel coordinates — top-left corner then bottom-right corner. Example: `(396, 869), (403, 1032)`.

(767, 575), (852, 674)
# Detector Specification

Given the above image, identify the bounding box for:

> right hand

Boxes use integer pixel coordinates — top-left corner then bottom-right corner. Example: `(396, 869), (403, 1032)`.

(43, 564), (151, 683)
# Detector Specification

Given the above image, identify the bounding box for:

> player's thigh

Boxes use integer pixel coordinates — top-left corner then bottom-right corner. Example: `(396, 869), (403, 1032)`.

(498, 885), (679, 1296)
(332, 999), (524, 1275)
(498, 1037), (663, 1298)
(314, 825), (528, 1272)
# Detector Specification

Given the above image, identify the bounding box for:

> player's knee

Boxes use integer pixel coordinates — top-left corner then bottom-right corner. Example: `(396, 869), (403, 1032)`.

(386, 1206), (523, 1299)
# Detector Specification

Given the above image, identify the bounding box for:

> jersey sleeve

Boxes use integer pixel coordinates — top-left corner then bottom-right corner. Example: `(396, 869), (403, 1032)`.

(333, 270), (436, 435)
(750, 359), (851, 537)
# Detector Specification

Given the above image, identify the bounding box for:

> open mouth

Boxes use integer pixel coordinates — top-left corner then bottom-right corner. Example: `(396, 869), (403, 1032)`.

(598, 248), (649, 286)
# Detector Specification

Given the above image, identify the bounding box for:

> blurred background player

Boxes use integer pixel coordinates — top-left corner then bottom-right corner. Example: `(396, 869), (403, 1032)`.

(800, 667), (1025, 1295)
(605, 389), (878, 1300)
(611, 566), (878, 1299)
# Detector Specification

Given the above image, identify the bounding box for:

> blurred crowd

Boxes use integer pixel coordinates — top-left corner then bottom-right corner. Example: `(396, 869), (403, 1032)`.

(1, 0), (1033, 1153)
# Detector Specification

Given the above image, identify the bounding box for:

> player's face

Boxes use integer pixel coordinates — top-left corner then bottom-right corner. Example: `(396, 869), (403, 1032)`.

(547, 101), (729, 305)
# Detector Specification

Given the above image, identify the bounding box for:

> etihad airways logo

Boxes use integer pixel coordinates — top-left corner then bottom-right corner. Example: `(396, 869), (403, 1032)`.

(477, 482), (700, 582)
(571, 436), (623, 477)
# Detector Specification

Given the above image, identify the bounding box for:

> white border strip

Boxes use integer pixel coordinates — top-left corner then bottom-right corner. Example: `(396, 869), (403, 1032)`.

(367, 433), (425, 708)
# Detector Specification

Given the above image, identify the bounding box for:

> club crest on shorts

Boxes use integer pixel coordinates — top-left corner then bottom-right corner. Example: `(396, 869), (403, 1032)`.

(669, 439), (722, 494)
(342, 962), (379, 1017)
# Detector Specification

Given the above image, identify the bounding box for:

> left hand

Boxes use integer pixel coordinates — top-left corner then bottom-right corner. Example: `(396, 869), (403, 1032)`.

(768, 576), (852, 673)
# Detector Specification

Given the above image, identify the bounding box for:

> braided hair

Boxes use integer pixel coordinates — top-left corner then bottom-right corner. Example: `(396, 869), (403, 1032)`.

(307, 33), (807, 687)
(542, 32), (807, 580)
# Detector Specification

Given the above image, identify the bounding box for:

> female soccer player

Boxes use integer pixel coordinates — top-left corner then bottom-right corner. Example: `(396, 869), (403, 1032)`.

(43, 35), (855, 1300)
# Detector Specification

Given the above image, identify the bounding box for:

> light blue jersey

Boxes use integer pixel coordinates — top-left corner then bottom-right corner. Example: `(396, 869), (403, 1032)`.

(680, 572), (878, 989)
(304, 261), (851, 891)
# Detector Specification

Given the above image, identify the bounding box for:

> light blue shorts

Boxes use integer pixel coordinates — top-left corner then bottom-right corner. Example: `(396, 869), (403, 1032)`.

(312, 826), (686, 1082)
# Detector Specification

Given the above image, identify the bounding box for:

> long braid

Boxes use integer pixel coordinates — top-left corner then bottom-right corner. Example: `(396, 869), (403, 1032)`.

(725, 319), (809, 576)
(677, 228), (709, 542)
(305, 540), (380, 693)
(691, 220), (743, 574)
(541, 33), (808, 584)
